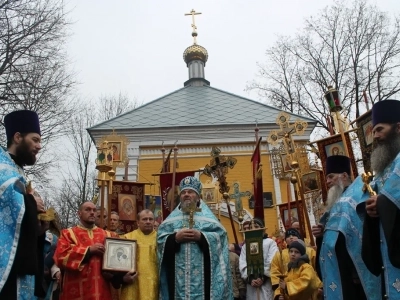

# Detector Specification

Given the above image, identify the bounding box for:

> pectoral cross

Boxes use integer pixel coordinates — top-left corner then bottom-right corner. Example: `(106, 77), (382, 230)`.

(181, 201), (201, 228)
(361, 172), (377, 196)
(203, 146), (237, 193)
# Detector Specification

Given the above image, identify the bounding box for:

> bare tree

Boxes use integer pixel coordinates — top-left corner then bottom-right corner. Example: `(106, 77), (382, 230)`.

(67, 104), (98, 203)
(98, 92), (141, 121)
(0, 0), (76, 179)
(47, 102), (98, 227)
(53, 94), (140, 228)
(52, 181), (81, 229)
(247, 0), (400, 132)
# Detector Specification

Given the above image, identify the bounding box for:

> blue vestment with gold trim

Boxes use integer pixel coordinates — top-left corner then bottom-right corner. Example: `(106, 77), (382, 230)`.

(0, 147), (35, 299)
(368, 152), (400, 298)
(157, 200), (232, 300)
(319, 176), (381, 299)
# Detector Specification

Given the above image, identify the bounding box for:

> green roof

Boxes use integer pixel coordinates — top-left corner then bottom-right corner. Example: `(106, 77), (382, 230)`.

(89, 85), (316, 131)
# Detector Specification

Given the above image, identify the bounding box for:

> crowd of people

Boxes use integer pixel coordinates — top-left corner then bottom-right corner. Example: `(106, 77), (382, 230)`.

(1, 99), (400, 299)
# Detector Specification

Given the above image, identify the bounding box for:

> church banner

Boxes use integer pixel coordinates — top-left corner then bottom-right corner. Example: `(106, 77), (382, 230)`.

(159, 171), (195, 220)
(316, 132), (358, 179)
(243, 228), (265, 279)
(110, 181), (145, 234)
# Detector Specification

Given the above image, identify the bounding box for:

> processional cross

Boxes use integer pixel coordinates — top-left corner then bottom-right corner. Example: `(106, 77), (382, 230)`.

(184, 9), (202, 44)
(230, 182), (251, 212)
(230, 182), (251, 230)
(203, 146), (237, 193)
(267, 112), (315, 246)
(203, 146), (238, 243)
(267, 112), (307, 159)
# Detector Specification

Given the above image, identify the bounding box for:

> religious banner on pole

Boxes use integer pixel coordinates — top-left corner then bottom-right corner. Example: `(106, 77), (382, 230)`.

(315, 132), (358, 179)
(354, 110), (373, 173)
(243, 228), (265, 280)
(110, 181), (145, 234)
(251, 137), (264, 223)
(159, 171), (195, 220)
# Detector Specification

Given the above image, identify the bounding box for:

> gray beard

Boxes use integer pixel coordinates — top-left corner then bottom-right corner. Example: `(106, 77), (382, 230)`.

(371, 132), (400, 174)
(325, 180), (345, 211)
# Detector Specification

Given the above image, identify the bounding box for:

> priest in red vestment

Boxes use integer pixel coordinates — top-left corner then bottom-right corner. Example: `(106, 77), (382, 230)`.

(54, 202), (136, 300)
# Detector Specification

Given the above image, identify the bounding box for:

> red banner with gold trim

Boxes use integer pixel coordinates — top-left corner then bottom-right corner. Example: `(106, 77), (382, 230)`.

(110, 181), (145, 234)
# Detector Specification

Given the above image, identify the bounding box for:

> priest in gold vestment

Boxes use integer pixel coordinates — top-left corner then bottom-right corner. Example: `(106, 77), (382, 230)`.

(120, 209), (159, 300)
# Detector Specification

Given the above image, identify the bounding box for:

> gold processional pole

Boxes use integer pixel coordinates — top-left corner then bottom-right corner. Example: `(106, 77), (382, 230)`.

(277, 242), (287, 298)
(95, 141), (114, 229)
(267, 112), (313, 245)
(289, 159), (315, 246)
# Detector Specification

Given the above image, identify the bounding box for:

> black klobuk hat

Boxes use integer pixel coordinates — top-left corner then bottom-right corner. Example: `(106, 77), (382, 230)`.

(372, 99), (400, 127)
(4, 110), (41, 141)
(325, 155), (351, 175)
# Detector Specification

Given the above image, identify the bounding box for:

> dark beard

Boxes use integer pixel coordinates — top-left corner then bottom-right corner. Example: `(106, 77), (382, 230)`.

(15, 138), (37, 166)
(371, 127), (400, 174)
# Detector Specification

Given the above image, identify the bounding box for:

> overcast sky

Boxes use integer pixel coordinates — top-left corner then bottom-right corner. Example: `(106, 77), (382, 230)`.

(38, 0), (400, 201)
(65, 0), (400, 106)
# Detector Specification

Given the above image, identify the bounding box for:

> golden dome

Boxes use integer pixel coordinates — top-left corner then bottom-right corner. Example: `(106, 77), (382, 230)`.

(183, 44), (208, 66)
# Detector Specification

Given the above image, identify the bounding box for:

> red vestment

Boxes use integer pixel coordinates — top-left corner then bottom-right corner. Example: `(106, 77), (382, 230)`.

(54, 225), (118, 300)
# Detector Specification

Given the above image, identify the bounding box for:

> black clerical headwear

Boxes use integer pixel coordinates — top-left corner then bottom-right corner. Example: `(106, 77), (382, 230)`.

(372, 99), (400, 127)
(325, 155), (351, 175)
(4, 110), (41, 140)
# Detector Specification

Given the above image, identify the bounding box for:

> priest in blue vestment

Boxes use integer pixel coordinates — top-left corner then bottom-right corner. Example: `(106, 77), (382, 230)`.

(0, 110), (46, 299)
(312, 155), (381, 300)
(157, 176), (232, 299)
(362, 99), (400, 299)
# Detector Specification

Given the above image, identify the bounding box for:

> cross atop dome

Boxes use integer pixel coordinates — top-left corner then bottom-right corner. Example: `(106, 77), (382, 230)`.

(184, 9), (202, 45)
(183, 9), (209, 86)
